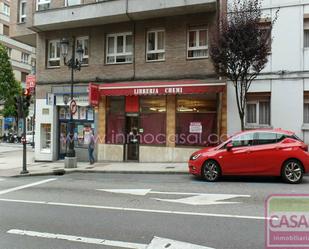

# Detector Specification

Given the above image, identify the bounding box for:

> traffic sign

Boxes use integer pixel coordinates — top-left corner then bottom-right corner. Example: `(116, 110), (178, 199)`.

(70, 99), (77, 115)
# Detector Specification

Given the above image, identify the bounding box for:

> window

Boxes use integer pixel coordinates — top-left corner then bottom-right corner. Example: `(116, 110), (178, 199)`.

(146, 30), (165, 61)
(259, 22), (271, 50)
(21, 52), (29, 64)
(65, 0), (81, 6)
(176, 94), (217, 146)
(41, 123), (51, 152)
(255, 132), (278, 145)
(6, 47), (12, 58)
(232, 133), (255, 147)
(140, 96), (166, 145)
(3, 3), (10, 16)
(3, 25), (9, 36)
(304, 19), (309, 48)
(106, 33), (133, 64)
(304, 95), (309, 124)
(305, 30), (309, 48)
(76, 36), (89, 65)
(246, 94), (271, 127)
(187, 26), (208, 59)
(37, 0), (50, 11)
(106, 97), (125, 144)
(19, 0), (26, 23)
(48, 40), (60, 68)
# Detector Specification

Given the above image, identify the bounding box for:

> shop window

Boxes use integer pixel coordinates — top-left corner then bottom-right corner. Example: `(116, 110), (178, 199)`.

(106, 32), (133, 64)
(48, 40), (60, 68)
(176, 94), (217, 146)
(187, 26), (208, 59)
(246, 93), (271, 127)
(106, 97), (125, 144)
(146, 29), (165, 62)
(76, 37), (89, 65)
(41, 124), (51, 152)
(140, 96), (166, 145)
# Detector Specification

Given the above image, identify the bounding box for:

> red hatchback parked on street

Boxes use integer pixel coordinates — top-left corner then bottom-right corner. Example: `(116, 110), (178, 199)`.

(188, 129), (309, 184)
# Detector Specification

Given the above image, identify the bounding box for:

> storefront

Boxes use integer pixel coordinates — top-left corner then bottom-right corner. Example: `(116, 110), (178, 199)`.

(89, 80), (226, 162)
(55, 93), (95, 161)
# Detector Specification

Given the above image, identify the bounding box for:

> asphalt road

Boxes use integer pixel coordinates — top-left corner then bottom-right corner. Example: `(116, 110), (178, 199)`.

(0, 173), (308, 249)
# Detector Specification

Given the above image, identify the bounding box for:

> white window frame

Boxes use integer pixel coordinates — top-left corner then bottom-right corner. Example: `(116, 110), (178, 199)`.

(21, 52), (30, 64)
(76, 36), (89, 65)
(3, 3), (10, 16)
(146, 29), (165, 62)
(47, 40), (60, 68)
(106, 32), (133, 65)
(19, 0), (26, 23)
(65, 0), (81, 7)
(36, 0), (51, 11)
(187, 27), (208, 59)
(6, 47), (12, 58)
(245, 100), (271, 128)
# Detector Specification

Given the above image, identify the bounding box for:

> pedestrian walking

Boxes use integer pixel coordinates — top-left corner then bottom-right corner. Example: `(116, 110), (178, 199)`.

(86, 129), (95, 164)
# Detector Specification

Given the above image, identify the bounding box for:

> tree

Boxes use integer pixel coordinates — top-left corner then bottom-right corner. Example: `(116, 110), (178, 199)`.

(210, 0), (278, 130)
(0, 44), (23, 118)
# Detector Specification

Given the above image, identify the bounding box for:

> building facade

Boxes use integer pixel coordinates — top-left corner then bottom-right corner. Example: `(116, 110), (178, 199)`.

(11, 0), (227, 162)
(227, 0), (309, 145)
(0, 0), (36, 135)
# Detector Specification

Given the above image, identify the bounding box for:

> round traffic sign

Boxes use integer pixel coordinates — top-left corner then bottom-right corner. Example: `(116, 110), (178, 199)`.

(70, 99), (77, 115)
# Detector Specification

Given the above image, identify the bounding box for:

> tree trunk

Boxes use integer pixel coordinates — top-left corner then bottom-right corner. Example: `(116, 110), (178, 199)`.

(240, 114), (245, 131)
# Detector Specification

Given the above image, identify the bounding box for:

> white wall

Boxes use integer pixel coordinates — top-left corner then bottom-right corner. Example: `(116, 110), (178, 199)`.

(271, 79), (304, 137)
(35, 99), (57, 161)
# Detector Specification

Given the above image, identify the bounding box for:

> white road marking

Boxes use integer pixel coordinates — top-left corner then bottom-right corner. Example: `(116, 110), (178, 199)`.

(147, 237), (214, 249)
(152, 195), (242, 206)
(7, 229), (147, 249)
(0, 178), (57, 196)
(0, 198), (266, 220)
(0, 178), (5, 181)
(97, 189), (250, 205)
(99, 189), (152, 196)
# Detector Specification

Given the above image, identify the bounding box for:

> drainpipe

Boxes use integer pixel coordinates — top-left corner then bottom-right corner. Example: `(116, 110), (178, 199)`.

(126, 0), (136, 80)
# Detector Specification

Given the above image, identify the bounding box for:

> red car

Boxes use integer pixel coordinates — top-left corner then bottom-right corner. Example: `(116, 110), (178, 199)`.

(188, 129), (309, 184)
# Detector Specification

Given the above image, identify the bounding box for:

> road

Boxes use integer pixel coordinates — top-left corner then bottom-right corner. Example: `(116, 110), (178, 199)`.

(0, 173), (308, 249)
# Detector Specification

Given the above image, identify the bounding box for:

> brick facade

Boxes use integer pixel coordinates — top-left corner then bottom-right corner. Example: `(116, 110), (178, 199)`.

(35, 13), (217, 88)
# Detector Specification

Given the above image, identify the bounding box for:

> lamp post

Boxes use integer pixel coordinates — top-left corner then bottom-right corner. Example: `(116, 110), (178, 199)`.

(60, 37), (84, 161)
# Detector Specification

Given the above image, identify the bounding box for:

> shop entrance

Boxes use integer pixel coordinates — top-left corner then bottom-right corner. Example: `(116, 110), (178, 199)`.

(125, 114), (139, 161)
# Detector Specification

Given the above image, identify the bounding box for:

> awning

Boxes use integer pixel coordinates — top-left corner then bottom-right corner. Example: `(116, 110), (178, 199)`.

(88, 80), (226, 106)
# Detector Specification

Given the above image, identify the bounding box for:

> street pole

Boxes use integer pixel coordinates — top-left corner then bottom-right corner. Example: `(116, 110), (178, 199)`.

(67, 38), (75, 158)
(21, 97), (28, 174)
(32, 90), (36, 149)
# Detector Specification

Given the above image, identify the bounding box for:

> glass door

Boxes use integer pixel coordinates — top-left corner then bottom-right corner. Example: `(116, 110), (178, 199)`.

(59, 122), (68, 159)
(125, 114), (139, 161)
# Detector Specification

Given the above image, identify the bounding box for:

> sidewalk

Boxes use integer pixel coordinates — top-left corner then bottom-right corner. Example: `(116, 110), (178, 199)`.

(0, 161), (188, 177)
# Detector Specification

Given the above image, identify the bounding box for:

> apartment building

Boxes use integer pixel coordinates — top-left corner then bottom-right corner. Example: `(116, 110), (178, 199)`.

(227, 0), (309, 145)
(0, 0), (35, 135)
(10, 0), (227, 162)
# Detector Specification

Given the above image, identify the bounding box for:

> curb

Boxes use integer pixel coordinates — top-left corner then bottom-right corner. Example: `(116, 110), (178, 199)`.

(10, 169), (189, 177)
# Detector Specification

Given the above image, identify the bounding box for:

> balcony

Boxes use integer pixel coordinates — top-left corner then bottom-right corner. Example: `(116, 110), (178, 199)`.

(0, 34), (36, 53)
(11, 59), (33, 72)
(33, 0), (217, 31)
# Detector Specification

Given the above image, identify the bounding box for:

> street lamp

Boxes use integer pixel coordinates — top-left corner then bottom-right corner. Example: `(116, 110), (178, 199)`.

(60, 37), (84, 160)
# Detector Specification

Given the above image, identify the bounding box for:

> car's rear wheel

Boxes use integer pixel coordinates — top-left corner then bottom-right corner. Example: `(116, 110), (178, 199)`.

(202, 160), (221, 182)
(281, 159), (304, 184)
